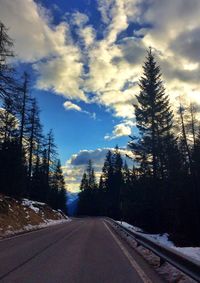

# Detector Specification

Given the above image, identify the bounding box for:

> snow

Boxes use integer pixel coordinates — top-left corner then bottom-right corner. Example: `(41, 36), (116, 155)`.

(142, 233), (175, 247)
(24, 218), (70, 230)
(3, 218), (71, 238)
(118, 221), (200, 262)
(115, 221), (199, 283)
(0, 195), (71, 240)
(22, 199), (47, 213)
(143, 234), (200, 262)
(174, 247), (200, 262)
(116, 221), (143, 232)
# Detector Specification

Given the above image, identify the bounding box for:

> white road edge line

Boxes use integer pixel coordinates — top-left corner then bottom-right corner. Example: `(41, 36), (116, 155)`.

(104, 221), (153, 283)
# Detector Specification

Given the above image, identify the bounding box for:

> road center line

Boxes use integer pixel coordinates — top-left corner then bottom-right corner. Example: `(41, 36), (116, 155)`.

(104, 221), (152, 283)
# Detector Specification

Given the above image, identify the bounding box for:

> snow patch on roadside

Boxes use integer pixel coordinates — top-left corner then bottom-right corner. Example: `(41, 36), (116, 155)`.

(118, 221), (200, 261)
(142, 233), (175, 247)
(116, 221), (143, 232)
(22, 199), (45, 213)
(116, 221), (200, 282)
(0, 195), (71, 239)
(3, 218), (70, 238)
(173, 247), (200, 262)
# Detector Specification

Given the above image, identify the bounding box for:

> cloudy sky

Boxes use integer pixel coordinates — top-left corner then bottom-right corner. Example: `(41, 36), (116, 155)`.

(1, 0), (200, 192)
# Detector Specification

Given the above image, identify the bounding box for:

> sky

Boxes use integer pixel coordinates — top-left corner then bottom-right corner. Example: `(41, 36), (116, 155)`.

(0, 0), (200, 192)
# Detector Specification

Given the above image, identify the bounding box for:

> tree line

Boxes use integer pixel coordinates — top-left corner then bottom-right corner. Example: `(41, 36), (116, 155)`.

(0, 21), (67, 214)
(78, 48), (200, 245)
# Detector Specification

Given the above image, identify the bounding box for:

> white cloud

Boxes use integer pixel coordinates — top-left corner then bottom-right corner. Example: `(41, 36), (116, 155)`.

(71, 11), (89, 27)
(0, 0), (57, 62)
(0, 0), (85, 102)
(63, 101), (96, 119)
(105, 122), (132, 140)
(2, 0), (200, 138)
(78, 26), (96, 48)
(105, 120), (135, 140)
(34, 46), (86, 101)
(63, 101), (82, 112)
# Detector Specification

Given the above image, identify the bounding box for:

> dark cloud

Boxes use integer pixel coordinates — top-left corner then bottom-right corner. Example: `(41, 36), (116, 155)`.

(112, 37), (146, 65)
(70, 148), (112, 166)
(160, 59), (200, 84)
(70, 148), (132, 167)
(170, 28), (200, 62)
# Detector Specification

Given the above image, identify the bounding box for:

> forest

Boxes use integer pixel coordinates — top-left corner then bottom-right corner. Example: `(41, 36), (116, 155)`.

(0, 21), (67, 214)
(1, 17), (200, 245)
(78, 49), (200, 245)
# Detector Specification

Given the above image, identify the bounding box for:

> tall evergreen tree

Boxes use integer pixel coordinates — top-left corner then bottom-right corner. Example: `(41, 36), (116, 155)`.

(80, 172), (88, 191)
(111, 146), (123, 218)
(101, 150), (113, 191)
(129, 48), (174, 179)
(46, 129), (57, 182)
(0, 21), (15, 100)
(0, 96), (18, 143)
(27, 99), (42, 188)
(87, 160), (97, 190)
(18, 72), (30, 151)
(98, 175), (104, 190)
(0, 21), (13, 66)
(49, 160), (67, 213)
(123, 161), (131, 185)
(178, 104), (192, 174)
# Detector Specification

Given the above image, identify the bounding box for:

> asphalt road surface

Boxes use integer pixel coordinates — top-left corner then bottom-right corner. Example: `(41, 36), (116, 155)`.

(0, 218), (164, 283)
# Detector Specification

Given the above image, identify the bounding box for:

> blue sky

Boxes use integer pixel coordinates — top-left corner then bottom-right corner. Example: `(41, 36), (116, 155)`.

(1, 0), (200, 191)
(35, 88), (130, 164)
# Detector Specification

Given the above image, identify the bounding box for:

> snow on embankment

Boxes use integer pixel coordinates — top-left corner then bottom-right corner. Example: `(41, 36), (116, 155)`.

(117, 221), (200, 283)
(0, 194), (70, 238)
(117, 221), (200, 262)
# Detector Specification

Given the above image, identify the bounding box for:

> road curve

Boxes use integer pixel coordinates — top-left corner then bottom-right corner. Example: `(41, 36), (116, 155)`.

(0, 218), (163, 283)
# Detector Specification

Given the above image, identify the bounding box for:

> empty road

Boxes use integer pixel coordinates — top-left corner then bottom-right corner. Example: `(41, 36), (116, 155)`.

(0, 218), (163, 283)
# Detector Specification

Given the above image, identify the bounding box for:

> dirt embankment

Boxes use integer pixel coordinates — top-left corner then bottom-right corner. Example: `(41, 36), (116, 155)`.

(0, 194), (69, 238)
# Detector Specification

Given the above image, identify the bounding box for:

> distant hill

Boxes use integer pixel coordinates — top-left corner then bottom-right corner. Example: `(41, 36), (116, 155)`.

(67, 192), (79, 216)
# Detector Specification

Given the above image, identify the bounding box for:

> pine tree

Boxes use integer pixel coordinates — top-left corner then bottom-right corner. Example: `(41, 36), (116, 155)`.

(111, 146), (123, 218)
(87, 160), (97, 190)
(80, 172), (88, 190)
(38, 148), (50, 202)
(0, 21), (14, 100)
(49, 160), (67, 213)
(189, 103), (197, 149)
(101, 150), (113, 191)
(178, 104), (192, 174)
(27, 99), (43, 190)
(46, 129), (57, 182)
(0, 139), (27, 197)
(129, 48), (174, 179)
(0, 21), (13, 66)
(123, 161), (131, 185)
(99, 175), (104, 190)
(31, 150), (42, 200)
(0, 96), (18, 143)
(18, 72), (30, 151)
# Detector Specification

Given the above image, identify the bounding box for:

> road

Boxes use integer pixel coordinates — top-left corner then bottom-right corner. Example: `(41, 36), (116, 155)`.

(0, 218), (163, 283)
